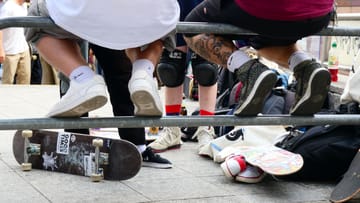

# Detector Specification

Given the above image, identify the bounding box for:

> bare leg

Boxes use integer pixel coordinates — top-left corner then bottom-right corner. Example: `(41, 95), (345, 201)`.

(125, 40), (163, 65)
(199, 84), (217, 113)
(165, 86), (183, 106)
(37, 36), (107, 117)
(184, 34), (237, 68)
(258, 44), (299, 68)
(37, 36), (87, 76)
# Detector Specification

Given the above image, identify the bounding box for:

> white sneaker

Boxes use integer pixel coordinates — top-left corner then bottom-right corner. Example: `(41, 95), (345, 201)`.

(192, 126), (216, 156)
(128, 71), (163, 116)
(148, 127), (182, 152)
(220, 154), (247, 178)
(47, 75), (107, 117)
(208, 127), (245, 160)
(235, 165), (266, 183)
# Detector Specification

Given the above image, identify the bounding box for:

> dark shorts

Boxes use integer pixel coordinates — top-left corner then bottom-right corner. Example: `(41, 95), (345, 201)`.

(184, 0), (333, 49)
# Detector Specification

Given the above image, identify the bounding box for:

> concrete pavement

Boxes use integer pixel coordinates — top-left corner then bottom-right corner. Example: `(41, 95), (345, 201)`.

(0, 85), (338, 203)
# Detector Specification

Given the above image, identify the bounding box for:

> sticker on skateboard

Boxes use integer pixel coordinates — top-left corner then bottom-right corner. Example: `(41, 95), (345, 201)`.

(230, 145), (304, 176)
(13, 129), (142, 182)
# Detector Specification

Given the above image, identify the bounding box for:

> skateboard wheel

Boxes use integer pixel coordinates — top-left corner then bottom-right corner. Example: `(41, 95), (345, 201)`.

(90, 173), (103, 182)
(92, 138), (103, 147)
(21, 163), (32, 171)
(22, 130), (33, 138)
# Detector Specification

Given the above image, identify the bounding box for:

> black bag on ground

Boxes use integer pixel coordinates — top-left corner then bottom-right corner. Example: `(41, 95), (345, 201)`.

(275, 103), (360, 181)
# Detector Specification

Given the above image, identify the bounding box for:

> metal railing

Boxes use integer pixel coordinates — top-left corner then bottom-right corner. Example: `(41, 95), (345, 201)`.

(1, 16), (360, 36)
(0, 115), (359, 130)
(0, 16), (359, 129)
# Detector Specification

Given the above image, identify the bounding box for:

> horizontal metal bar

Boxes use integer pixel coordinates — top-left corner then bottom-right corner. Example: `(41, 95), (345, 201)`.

(0, 16), (55, 29)
(1, 16), (360, 36)
(0, 115), (359, 130)
(337, 13), (360, 21)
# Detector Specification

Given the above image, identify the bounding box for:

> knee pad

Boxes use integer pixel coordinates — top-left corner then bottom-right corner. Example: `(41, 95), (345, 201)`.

(157, 49), (187, 87)
(191, 53), (218, 86)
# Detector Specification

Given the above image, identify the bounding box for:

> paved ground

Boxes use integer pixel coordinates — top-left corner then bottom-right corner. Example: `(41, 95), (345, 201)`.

(0, 85), (342, 203)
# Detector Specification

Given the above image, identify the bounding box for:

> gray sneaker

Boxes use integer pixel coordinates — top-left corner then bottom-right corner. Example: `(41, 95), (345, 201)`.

(233, 59), (277, 116)
(290, 59), (331, 115)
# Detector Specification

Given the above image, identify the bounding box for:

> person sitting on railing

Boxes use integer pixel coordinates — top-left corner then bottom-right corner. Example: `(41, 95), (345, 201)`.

(24, 0), (180, 118)
(148, 0), (219, 154)
(183, 0), (334, 117)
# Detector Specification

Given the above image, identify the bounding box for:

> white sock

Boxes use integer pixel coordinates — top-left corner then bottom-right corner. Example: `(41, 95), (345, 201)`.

(69, 66), (96, 82)
(227, 50), (251, 73)
(288, 51), (312, 71)
(132, 59), (154, 76)
(137, 144), (146, 154)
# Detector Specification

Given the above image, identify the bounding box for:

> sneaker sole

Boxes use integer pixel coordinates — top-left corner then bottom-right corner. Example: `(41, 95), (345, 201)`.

(234, 71), (277, 116)
(48, 95), (108, 117)
(235, 171), (266, 183)
(150, 144), (181, 153)
(131, 90), (163, 117)
(220, 161), (238, 178)
(142, 162), (173, 169)
(290, 68), (331, 115)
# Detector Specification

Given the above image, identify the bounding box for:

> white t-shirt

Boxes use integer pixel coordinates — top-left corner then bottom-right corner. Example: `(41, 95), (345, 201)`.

(0, 0), (29, 54)
(47, 0), (180, 50)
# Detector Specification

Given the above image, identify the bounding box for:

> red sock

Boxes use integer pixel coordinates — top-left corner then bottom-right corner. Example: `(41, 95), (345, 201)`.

(166, 104), (181, 116)
(199, 109), (214, 116)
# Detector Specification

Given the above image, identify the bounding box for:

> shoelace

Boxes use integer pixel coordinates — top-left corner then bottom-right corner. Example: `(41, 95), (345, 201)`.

(192, 127), (213, 140)
(155, 127), (177, 144)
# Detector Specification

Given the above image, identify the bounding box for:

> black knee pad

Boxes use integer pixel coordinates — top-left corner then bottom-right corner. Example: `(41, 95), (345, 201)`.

(156, 49), (187, 87)
(191, 53), (218, 86)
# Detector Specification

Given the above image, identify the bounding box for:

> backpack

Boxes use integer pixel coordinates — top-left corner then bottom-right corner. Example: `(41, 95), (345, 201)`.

(275, 102), (360, 181)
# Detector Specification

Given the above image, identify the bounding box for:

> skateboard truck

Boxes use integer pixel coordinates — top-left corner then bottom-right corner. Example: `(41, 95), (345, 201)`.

(91, 138), (104, 182)
(21, 130), (40, 171)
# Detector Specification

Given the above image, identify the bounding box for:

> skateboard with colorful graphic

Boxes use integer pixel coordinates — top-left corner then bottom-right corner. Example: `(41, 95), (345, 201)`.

(330, 149), (360, 203)
(12, 129), (142, 181)
(232, 145), (304, 176)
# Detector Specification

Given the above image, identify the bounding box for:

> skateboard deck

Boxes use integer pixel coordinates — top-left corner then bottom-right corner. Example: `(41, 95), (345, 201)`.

(232, 145), (304, 176)
(330, 149), (360, 203)
(13, 129), (142, 181)
(90, 127), (160, 144)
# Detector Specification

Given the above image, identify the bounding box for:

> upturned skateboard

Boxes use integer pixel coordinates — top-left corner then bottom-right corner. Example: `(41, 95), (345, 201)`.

(229, 145), (304, 176)
(330, 149), (360, 203)
(13, 129), (142, 182)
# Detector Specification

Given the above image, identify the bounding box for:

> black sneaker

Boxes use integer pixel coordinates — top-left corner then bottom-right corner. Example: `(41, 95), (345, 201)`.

(142, 147), (173, 169)
(290, 59), (331, 115)
(233, 59), (277, 116)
